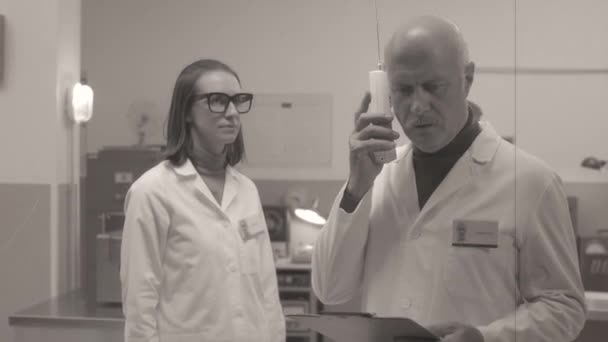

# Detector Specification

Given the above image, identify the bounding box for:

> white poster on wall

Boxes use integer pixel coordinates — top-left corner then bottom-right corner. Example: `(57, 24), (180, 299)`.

(240, 93), (333, 168)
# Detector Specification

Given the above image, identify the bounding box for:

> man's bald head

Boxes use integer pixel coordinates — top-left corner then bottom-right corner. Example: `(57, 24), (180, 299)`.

(383, 16), (476, 153)
(385, 16), (469, 72)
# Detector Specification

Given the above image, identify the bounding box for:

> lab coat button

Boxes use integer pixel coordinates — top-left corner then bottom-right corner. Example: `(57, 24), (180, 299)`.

(410, 230), (421, 239)
(228, 264), (237, 272)
(402, 298), (412, 309)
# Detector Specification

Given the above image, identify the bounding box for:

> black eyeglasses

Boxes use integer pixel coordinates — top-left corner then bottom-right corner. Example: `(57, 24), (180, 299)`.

(191, 92), (254, 114)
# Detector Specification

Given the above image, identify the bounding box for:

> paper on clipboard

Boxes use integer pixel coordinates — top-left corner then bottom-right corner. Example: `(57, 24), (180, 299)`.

(286, 313), (440, 342)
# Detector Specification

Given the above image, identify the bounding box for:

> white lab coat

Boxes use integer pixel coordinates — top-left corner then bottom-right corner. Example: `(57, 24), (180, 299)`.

(120, 159), (285, 342)
(312, 121), (586, 342)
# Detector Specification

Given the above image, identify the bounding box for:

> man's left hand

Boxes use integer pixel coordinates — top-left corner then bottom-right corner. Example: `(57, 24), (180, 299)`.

(427, 322), (484, 342)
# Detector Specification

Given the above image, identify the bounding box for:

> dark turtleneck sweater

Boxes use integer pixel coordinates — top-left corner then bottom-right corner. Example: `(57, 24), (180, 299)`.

(413, 107), (481, 209)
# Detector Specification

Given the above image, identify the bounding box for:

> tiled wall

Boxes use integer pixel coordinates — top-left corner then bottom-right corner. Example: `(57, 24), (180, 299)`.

(0, 184), (51, 341)
(57, 183), (78, 293)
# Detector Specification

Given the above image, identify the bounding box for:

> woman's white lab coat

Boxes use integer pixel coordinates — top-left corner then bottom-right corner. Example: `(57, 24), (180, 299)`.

(312, 122), (586, 342)
(120, 159), (285, 342)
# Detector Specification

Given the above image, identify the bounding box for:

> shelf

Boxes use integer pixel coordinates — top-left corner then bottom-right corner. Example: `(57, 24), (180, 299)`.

(279, 286), (312, 293)
(275, 259), (312, 271)
(476, 66), (608, 75)
(278, 268), (319, 341)
(287, 330), (313, 337)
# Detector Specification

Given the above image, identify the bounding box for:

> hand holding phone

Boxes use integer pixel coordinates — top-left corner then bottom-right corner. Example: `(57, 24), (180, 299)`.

(369, 69), (397, 163)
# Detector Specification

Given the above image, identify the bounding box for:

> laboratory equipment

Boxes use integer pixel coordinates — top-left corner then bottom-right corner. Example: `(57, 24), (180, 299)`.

(580, 230), (608, 291)
(85, 146), (163, 304)
(263, 205), (289, 259)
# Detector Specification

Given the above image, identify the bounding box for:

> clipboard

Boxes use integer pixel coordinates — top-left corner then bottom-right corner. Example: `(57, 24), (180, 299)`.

(286, 312), (440, 342)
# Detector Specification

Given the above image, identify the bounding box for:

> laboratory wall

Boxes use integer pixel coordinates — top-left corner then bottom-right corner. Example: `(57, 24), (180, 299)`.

(81, 0), (513, 180)
(0, 0), (82, 341)
(82, 0), (608, 180)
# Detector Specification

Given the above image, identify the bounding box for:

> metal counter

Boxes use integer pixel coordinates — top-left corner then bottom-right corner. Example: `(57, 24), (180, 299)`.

(10, 289), (608, 325)
(9, 289), (123, 328)
(9, 288), (608, 342)
(9, 260), (310, 327)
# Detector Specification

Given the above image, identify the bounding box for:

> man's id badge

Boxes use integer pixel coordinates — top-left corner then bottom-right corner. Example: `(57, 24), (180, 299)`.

(452, 219), (499, 248)
(238, 215), (265, 242)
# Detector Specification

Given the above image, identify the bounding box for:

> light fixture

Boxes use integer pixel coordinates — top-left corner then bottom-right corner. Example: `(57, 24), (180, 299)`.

(581, 156), (607, 171)
(282, 189), (327, 263)
(293, 199), (327, 226)
(67, 75), (93, 289)
(71, 79), (94, 123)
(283, 188), (327, 226)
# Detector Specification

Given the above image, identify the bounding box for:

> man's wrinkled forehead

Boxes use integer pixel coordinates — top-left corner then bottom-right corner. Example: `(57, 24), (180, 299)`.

(386, 48), (439, 72)
(386, 46), (445, 81)
(386, 29), (442, 66)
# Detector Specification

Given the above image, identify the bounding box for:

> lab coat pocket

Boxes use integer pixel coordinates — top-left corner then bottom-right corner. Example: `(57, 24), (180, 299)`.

(442, 232), (515, 302)
(238, 215), (266, 274)
(241, 239), (267, 312)
(240, 238), (261, 275)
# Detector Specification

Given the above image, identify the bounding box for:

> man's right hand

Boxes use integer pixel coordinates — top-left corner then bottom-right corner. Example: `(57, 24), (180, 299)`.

(346, 92), (400, 201)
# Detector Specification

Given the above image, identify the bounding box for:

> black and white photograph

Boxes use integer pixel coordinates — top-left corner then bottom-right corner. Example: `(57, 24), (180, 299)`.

(1, 1), (607, 341)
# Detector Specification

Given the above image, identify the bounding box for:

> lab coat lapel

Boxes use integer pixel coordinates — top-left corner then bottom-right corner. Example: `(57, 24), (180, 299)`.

(193, 174), (223, 209)
(396, 146), (421, 221)
(173, 159), (223, 211)
(416, 146), (474, 222)
(220, 167), (238, 211)
(415, 120), (501, 221)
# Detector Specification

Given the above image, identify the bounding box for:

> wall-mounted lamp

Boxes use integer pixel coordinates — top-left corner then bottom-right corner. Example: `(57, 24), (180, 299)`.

(582, 156), (607, 171)
(71, 80), (94, 123)
(67, 76), (93, 289)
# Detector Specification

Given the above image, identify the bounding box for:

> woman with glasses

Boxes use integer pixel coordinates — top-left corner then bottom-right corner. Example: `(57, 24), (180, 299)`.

(120, 59), (285, 342)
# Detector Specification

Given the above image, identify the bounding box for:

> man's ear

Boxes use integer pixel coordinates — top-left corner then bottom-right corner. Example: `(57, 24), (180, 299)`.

(464, 61), (475, 97)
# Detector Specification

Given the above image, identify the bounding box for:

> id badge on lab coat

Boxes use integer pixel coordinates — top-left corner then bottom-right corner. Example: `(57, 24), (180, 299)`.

(238, 215), (265, 242)
(452, 219), (499, 248)
(238, 215), (264, 274)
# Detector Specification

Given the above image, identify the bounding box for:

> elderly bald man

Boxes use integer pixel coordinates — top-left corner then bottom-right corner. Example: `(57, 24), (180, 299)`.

(312, 16), (585, 342)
